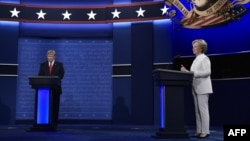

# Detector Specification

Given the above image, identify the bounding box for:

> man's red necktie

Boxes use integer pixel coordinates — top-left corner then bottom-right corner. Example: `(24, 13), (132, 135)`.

(49, 63), (53, 75)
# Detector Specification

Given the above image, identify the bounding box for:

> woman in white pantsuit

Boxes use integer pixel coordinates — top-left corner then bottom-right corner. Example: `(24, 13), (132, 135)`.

(181, 39), (213, 139)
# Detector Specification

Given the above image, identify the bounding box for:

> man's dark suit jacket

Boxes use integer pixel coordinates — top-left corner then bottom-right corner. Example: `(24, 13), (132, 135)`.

(38, 61), (65, 94)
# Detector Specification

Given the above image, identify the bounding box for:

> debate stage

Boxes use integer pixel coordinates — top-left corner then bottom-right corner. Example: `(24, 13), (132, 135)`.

(0, 124), (223, 141)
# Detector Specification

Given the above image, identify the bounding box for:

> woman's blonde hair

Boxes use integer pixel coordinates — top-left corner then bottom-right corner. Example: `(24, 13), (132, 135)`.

(192, 39), (208, 53)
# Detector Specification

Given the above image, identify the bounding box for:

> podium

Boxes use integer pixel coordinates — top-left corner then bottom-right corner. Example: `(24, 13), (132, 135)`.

(28, 76), (61, 131)
(152, 69), (193, 138)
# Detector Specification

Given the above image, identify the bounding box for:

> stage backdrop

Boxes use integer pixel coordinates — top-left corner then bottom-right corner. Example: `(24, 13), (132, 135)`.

(16, 38), (113, 120)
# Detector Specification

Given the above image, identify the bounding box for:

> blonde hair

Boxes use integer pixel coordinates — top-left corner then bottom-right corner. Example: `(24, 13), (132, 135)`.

(192, 39), (208, 53)
(47, 50), (56, 56)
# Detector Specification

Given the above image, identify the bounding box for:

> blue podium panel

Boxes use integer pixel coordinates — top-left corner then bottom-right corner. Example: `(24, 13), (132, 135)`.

(37, 88), (50, 124)
(159, 85), (165, 129)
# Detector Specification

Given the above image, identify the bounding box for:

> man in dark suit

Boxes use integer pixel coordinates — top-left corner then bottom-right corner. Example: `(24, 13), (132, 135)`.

(38, 49), (64, 129)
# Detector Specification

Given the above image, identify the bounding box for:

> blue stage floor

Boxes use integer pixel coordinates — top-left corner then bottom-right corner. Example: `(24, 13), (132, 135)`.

(0, 125), (224, 141)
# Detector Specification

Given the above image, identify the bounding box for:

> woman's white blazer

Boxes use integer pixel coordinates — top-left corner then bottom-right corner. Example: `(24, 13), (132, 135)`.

(190, 54), (213, 94)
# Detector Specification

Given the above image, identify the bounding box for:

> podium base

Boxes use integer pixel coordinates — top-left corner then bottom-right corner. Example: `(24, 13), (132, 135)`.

(152, 131), (189, 139)
(28, 125), (58, 132)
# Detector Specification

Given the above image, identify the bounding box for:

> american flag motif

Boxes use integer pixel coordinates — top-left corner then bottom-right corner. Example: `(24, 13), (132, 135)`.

(165, 0), (249, 29)
(181, 5), (246, 28)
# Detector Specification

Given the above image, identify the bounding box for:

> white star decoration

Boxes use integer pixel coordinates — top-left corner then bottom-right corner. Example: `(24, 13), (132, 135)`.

(10, 8), (20, 18)
(62, 10), (72, 20)
(36, 9), (46, 19)
(87, 10), (97, 20)
(161, 5), (169, 15)
(111, 9), (121, 19)
(6, 5), (166, 21)
(136, 7), (145, 17)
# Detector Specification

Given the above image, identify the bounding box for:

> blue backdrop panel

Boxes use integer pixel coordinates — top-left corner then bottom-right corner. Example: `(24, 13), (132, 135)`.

(153, 19), (174, 63)
(0, 76), (16, 125)
(113, 22), (131, 64)
(19, 23), (113, 38)
(131, 22), (154, 124)
(16, 38), (113, 120)
(0, 21), (19, 63)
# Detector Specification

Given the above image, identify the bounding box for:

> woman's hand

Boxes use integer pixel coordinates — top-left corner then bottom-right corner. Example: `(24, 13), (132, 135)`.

(180, 64), (188, 72)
